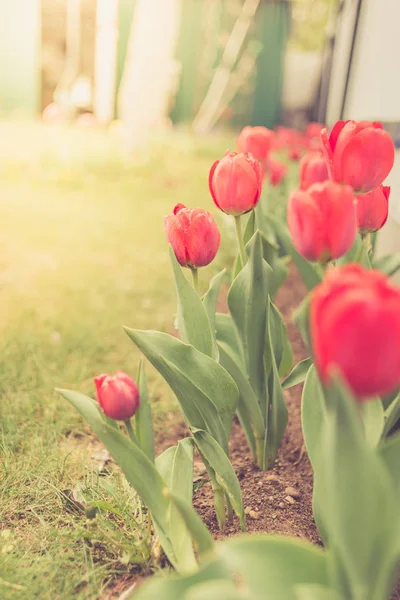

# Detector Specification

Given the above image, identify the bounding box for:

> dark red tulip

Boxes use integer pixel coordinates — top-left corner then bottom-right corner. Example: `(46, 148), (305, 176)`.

(311, 264), (400, 399)
(321, 120), (395, 192)
(95, 371), (140, 421)
(209, 151), (263, 216)
(287, 181), (357, 263)
(356, 186), (390, 233)
(237, 126), (274, 160)
(300, 152), (329, 190)
(164, 204), (220, 268)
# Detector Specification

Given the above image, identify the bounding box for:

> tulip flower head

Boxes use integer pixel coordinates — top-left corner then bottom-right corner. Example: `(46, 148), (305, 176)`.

(266, 158), (287, 186)
(299, 152), (329, 190)
(321, 120), (395, 192)
(209, 151), (263, 216)
(311, 265), (400, 399)
(95, 371), (140, 421)
(287, 180), (357, 263)
(237, 126), (274, 161)
(164, 204), (220, 268)
(356, 185), (390, 234)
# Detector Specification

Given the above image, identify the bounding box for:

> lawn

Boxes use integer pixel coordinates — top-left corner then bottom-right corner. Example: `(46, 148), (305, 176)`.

(0, 122), (235, 599)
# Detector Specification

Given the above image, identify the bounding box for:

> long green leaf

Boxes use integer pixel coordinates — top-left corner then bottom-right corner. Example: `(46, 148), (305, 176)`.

(135, 360), (155, 463)
(217, 535), (329, 598)
(294, 295), (312, 354)
(269, 301), (293, 376)
(301, 366), (325, 470)
(295, 585), (341, 600)
(169, 246), (216, 359)
(359, 398), (384, 448)
(282, 357), (313, 390)
(315, 377), (398, 600)
(383, 391), (400, 438)
(267, 216), (323, 290)
(379, 434), (400, 497)
(166, 489), (215, 557)
(264, 300), (288, 466)
(202, 269), (226, 339)
(192, 429), (245, 530)
(228, 231), (270, 406)
(185, 580), (246, 600)
(156, 439), (197, 572)
(57, 389), (178, 568)
(125, 329), (238, 452)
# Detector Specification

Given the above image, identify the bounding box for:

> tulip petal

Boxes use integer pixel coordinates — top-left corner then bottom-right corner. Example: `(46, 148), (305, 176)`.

(186, 212), (220, 267)
(340, 128), (395, 192)
(356, 186), (390, 233)
(164, 214), (188, 266)
(208, 160), (222, 210)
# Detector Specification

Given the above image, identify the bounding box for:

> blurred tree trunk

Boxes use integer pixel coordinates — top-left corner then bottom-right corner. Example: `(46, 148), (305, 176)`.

(118, 0), (182, 152)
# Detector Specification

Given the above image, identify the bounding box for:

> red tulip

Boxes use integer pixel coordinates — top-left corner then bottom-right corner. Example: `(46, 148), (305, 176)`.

(306, 122), (324, 139)
(299, 152), (329, 190)
(237, 126), (274, 160)
(356, 185), (390, 233)
(311, 265), (400, 399)
(287, 181), (357, 262)
(209, 151), (263, 216)
(321, 120), (395, 192)
(94, 371), (140, 421)
(164, 204), (220, 268)
(266, 158), (287, 186)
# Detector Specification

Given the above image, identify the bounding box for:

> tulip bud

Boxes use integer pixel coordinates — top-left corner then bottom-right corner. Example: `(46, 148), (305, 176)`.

(287, 180), (357, 263)
(356, 185), (390, 234)
(305, 122), (324, 140)
(94, 371), (140, 421)
(299, 152), (329, 190)
(321, 120), (395, 192)
(266, 158), (287, 186)
(311, 264), (400, 399)
(164, 204), (220, 268)
(237, 126), (274, 160)
(209, 151), (263, 216)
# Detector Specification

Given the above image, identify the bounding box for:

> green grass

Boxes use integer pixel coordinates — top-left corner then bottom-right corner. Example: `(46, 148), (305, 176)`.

(0, 121), (236, 599)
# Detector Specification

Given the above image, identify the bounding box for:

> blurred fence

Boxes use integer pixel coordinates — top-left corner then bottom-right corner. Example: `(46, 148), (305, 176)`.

(117, 0), (290, 129)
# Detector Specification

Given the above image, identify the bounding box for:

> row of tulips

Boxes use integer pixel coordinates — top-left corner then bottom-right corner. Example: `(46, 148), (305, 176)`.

(58, 119), (400, 599)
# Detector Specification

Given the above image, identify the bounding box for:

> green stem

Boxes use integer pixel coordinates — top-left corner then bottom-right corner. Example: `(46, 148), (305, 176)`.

(212, 481), (226, 529)
(125, 419), (139, 445)
(234, 215), (247, 268)
(190, 268), (199, 294)
(362, 231), (372, 256)
(225, 494), (234, 523)
(255, 436), (265, 470)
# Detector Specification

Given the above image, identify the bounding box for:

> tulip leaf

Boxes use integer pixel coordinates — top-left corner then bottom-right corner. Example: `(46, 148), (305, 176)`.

(135, 360), (155, 463)
(382, 391), (400, 438)
(216, 535), (329, 598)
(233, 212), (256, 278)
(301, 365), (326, 470)
(294, 295), (312, 353)
(269, 301), (293, 376)
(338, 234), (371, 268)
(282, 357), (313, 390)
(56, 389), (179, 568)
(359, 398), (384, 448)
(378, 433), (400, 496)
(373, 253), (400, 277)
(314, 376), (398, 600)
(156, 439), (197, 572)
(133, 560), (232, 600)
(125, 329), (238, 453)
(215, 313), (265, 460)
(169, 245), (217, 360)
(202, 269), (226, 338)
(264, 299), (288, 465)
(184, 580), (246, 600)
(166, 489), (215, 557)
(294, 585), (341, 600)
(191, 428), (245, 530)
(228, 231), (270, 407)
(267, 215), (323, 290)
